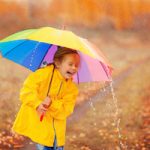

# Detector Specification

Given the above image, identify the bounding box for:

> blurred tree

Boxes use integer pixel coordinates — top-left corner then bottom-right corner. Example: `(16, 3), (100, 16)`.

(0, 0), (150, 31)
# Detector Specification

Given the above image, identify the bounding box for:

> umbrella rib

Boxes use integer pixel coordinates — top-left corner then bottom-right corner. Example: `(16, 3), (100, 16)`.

(77, 71), (79, 84)
(2, 40), (28, 57)
(99, 61), (110, 79)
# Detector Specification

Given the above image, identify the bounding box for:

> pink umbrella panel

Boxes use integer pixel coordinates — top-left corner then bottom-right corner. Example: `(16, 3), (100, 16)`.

(40, 45), (111, 83)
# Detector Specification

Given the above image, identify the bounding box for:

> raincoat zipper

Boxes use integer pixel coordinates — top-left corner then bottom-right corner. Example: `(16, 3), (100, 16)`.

(52, 81), (63, 149)
(53, 118), (57, 150)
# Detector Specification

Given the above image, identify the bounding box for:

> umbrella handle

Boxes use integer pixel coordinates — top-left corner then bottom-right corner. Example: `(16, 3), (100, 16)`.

(40, 113), (44, 122)
(40, 104), (50, 122)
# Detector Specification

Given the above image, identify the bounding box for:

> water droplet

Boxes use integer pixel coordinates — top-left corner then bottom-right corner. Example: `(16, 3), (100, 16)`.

(108, 80), (128, 150)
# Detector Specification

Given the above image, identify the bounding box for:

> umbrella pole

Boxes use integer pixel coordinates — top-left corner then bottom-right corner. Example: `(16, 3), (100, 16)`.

(46, 64), (55, 96)
(40, 65), (55, 121)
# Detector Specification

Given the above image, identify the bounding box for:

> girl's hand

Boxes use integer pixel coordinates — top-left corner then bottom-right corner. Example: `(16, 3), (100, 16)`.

(36, 103), (48, 115)
(36, 96), (51, 115)
(42, 96), (51, 108)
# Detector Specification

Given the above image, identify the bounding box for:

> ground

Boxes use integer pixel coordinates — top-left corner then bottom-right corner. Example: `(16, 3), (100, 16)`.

(0, 29), (149, 150)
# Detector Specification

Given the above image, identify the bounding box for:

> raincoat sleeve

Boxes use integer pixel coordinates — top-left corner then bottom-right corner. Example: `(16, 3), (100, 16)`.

(49, 83), (78, 120)
(20, 68), (46, 109)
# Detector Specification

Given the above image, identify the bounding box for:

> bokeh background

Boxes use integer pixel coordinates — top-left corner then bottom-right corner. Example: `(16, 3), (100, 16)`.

(0, 0), (150, 150)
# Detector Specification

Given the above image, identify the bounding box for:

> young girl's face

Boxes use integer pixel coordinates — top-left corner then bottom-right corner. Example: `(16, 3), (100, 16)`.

(56, 53), (80, 79)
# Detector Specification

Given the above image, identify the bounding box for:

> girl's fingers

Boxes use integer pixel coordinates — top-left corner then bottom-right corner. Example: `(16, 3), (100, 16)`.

(42, 104), (49, 110)
(42, 104), (50, 108)
(36, 102), (49, 115)
(39, 104), (47, 110)
(37, 105), (47, 114)
(41, 107), (47, 112)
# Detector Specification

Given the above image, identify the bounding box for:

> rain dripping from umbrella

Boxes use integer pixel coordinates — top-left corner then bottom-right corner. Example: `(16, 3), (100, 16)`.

(109, 80), (128, 150)
(88, 82), (108, 126)
(84, 82), (97, 126)
(87, 80), (128, 149)
(88, 97), (97, 126)
(29, 42), (40, 69)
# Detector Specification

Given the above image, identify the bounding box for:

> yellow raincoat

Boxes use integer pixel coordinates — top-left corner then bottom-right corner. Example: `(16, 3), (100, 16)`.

(12, 65), (78, 147)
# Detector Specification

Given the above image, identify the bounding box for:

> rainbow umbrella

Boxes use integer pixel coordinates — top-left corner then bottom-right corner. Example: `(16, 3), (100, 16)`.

(0, 26), (112, 83)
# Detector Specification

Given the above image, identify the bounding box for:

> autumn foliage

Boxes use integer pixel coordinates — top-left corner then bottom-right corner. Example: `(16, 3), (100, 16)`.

(0, 0), (150, 30)
(0, 1), (150, 149)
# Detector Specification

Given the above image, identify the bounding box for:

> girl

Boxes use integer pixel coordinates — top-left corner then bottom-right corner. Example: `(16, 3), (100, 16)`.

(12, 47), (80, 150)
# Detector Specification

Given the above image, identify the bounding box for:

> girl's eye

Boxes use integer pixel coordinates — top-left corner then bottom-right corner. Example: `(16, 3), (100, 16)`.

(68, 62), (79, 68)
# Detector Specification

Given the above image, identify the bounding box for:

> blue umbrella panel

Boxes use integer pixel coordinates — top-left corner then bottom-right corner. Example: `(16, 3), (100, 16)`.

(0, 40), (53, 71)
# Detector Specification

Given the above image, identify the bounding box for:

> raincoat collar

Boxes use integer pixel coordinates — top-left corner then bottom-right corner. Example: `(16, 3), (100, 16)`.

(55, 68), (72, 82)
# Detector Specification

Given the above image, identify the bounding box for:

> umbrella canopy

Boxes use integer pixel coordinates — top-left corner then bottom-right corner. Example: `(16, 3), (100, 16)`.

(0, 27), (112, 83)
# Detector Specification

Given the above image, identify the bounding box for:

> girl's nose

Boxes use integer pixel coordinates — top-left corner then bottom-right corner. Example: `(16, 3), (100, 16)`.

(73, 67), (79, 73)
(72, 65), (77, 70)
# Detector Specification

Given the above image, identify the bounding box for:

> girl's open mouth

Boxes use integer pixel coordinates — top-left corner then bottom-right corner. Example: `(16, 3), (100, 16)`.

(67, 71), (73, 75)
(67, 71), (75, 76)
